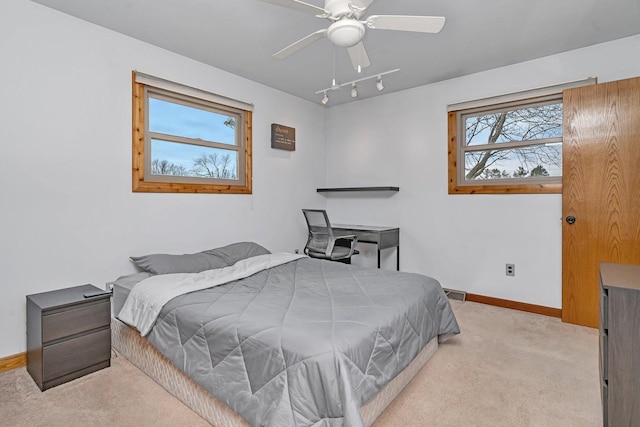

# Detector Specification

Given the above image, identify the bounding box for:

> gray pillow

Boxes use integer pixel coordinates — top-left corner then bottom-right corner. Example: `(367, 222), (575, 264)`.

(130, 251), (229, 275)
(203, 242), (271, 266)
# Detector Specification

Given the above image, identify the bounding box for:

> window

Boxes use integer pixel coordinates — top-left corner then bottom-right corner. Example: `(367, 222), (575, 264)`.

(132, 72), (252, 194)
(447, 79), (595, 194)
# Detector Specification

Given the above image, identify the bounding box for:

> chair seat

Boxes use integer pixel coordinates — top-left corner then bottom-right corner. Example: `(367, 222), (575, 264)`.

(307, 247), (360, 260)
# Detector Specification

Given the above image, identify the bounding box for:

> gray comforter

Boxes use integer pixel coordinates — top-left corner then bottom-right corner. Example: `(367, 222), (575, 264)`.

(146, 257), (459, 427)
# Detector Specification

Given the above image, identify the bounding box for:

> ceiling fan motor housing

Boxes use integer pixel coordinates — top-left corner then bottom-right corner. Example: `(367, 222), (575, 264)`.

(327, 19), (365, 47)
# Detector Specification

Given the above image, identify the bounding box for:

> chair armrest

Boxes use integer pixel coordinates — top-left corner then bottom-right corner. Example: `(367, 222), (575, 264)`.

(332, 235), (358, 259)
(335, 234), (357, 240)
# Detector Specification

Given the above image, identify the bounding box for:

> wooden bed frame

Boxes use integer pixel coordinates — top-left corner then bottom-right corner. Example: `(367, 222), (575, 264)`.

(111, 317), (438, 426)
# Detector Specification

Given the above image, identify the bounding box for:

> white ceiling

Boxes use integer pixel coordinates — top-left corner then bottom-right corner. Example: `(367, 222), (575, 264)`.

(31, 0), (640, 106)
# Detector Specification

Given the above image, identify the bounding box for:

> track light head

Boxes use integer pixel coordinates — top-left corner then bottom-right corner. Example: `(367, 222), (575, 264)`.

(376, 76), (384, 91)
(351, 83), (357, 98)
(321, 91), (329, 105)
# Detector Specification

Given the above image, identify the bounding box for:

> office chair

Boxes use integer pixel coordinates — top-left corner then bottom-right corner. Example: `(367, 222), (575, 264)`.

(302, 209), (359, 263)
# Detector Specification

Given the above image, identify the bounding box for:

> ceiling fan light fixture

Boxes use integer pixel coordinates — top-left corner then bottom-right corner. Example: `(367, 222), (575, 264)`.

(321, 91), (329, 105)
(327, 20), (365, 47)
(376, 76), (384, 91)
(351, 83), (358, 98)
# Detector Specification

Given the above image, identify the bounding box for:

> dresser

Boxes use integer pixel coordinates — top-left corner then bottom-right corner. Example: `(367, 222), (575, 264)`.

(27, 284), (111, 391)
(599, 262), (640, 427)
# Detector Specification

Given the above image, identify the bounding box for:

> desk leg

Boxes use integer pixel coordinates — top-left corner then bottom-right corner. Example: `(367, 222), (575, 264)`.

(377, 247), (400, 270)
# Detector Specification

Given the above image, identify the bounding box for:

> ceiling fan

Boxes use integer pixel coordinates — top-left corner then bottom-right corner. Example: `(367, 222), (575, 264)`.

(258, 0), (446, 72)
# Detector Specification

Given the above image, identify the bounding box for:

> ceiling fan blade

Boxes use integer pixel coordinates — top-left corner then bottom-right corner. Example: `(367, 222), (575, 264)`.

(366, 15), (446, 33)
(273, 29), (328, 59)
(257, 0), (328, 16)
(347, 42), (371, 71)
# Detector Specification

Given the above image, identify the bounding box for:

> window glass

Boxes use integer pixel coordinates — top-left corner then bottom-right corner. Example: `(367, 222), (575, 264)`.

(461, 101), (563, 183)
(464, 143), (562, 180)
(150, 140), (238, 179)
(464, 102), (563, 146)
(148, 97), (236, 145)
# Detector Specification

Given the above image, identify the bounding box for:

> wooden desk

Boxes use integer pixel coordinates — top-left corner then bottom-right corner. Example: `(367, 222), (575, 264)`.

(332, 224), (400, 270)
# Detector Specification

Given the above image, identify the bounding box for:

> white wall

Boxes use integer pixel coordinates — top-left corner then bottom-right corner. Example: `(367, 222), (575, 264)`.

(325, 34), (640, 308)
(0, 0), (327, 358)
(2, 0), (639, 361)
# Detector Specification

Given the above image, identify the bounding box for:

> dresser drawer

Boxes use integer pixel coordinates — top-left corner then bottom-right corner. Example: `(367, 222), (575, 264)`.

(42, 300), (110, 343)
(42, 328), (111, 381)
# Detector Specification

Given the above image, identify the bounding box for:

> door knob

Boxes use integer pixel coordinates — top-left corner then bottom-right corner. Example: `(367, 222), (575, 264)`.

(566, 216), (576, 224)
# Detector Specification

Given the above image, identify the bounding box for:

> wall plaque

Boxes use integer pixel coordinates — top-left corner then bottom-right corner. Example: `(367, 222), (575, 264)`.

(271, 124), (296, 151)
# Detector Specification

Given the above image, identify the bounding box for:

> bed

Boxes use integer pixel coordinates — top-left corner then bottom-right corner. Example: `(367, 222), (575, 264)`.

(111, 242), (460, 427)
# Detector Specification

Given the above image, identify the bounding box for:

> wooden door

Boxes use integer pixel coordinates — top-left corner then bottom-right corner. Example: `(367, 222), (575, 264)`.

(562, 76), (640, 328)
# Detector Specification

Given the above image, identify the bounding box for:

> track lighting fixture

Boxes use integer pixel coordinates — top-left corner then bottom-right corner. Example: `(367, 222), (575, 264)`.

(314, 68), (399, 105)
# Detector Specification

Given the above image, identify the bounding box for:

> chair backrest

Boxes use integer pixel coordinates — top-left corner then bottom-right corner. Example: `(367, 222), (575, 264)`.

(302, 209), (335, 256)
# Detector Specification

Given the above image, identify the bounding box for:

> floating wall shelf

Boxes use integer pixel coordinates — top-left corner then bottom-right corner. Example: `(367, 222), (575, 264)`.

(316, 186), (399, 193)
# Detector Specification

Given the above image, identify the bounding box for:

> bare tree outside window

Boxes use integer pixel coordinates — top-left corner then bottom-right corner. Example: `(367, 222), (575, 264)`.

(151, 159), (189, 176)
(151, 154), (237, 179)
(192, 152), (237, 179)
(463, 102), (563, 181)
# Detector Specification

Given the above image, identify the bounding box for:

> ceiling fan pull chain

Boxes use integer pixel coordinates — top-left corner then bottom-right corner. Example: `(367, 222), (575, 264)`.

(332, 45), (337, 87)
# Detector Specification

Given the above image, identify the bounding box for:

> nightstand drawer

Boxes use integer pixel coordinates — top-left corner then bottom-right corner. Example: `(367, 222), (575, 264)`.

(42, 328), (111, 381)
(43, 300), (110, 343)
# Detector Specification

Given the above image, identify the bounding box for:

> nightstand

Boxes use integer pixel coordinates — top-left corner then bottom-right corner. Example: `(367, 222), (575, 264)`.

(26, 284), (111, 391)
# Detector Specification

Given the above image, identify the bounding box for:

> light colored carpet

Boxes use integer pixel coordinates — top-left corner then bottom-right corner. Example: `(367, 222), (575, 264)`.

(0, 301), (601, 427)
(373, 301), (601, 427)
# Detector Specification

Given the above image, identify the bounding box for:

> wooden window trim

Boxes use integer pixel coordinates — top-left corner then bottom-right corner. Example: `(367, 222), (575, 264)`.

(132, 75), (252, 194)
(447, 111), (562, 195)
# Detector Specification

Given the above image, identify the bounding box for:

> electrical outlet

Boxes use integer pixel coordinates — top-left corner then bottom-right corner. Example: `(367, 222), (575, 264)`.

(506, 264), (515, 276)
